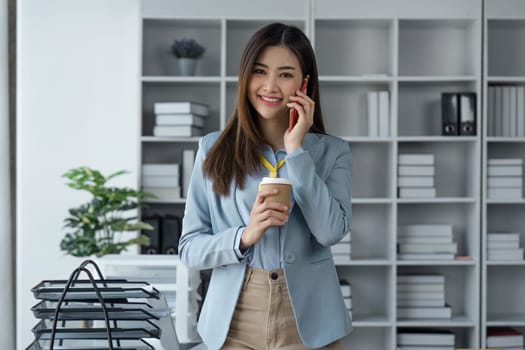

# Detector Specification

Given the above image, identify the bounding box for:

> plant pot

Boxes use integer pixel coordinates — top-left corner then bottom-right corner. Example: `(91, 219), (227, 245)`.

(177, 58), (197, 76)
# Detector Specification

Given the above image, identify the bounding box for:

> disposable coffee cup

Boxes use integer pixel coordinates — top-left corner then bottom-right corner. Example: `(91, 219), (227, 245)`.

(258, 177), (292, 206)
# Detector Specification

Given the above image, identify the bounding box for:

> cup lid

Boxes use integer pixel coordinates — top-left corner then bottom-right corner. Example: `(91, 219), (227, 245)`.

(260, 177), (291, 185)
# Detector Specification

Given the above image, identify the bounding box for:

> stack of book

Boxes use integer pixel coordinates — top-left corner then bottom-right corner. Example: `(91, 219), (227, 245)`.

(397, 329), (455, 350)
(398, 154), (436, 198)
(397, 274), (451, 319)
(153, 101), (208, 137)
(142, 163), (181, 201)
(339, 279), (352, 319)
(487, 158), (523, 200)
(366, 90), (390, 137)
(486, 327), (524, 349)
(331, 231), (351, 262)
(487, 233), (524, 261)
(397, 224), (457, 261)
(487, 85), (525, 137)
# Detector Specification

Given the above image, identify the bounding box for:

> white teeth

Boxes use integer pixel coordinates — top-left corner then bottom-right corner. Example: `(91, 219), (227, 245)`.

(260, 96), (280, 103)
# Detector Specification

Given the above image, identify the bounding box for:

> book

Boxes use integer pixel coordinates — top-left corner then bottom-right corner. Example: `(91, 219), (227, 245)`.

(510, 86), (518, 137)
(142, 186), (181, 201)
(503, 86), (511, 137)
(488, 176), (522, 188)
(398, 236), (452, 244)
(182, 149), (196, 198)
(398, 242), (457, 254)
(486, 327), (524, 347)
(495, 86), (503, 136)
(397, 291), (445, 300)
(339, 280), (351, 297)
(378, 90), (390, 137)
(459, 92), (476, 135)
(155, 114), (206, 127)
(398, 224), (453, 238)
(397, 330), (455, 346)
(330, 243), (350, 255)
(398, 165), (435, 176)
(397, 176), (434, 187)
(154, 101), (209, 116)
(487, 166), (523, 177)
(488, 86), (495, 136)
(153, 125), (202, 137)
(398, 187), (436, 198)
(441, 93), (459, 135)
(142, 164), (179, 176)
(487, 248), (523, 260)
(488, 187), (522, 199)
(397, 274), (445, 284)
(367, 91), (379, 137)
(396, 298), (445, 307)
(488, 233), (521, 242)
(398, 253), (455, 261)
(142, 175), (180, 188)
(344, 297), (352, 310)
(518, 86), (525, 137)
(397, 284), (445, 293)
(397, 305), (452, 319)
(487, 240), (520, 249)
(398, 154), (434, 165)
(488, 158), (523, 166)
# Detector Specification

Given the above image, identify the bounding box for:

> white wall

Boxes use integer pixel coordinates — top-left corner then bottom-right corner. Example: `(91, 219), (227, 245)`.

(0, 0), (14, 348)
(16, 0), (141, 347)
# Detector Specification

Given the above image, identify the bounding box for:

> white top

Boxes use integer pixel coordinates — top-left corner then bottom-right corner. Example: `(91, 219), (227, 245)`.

(260, 177), (292, 185)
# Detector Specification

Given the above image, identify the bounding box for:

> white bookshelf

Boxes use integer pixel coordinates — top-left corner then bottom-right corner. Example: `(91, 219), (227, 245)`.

(139, 0), (485, 348)
(482, 0), (525, 347)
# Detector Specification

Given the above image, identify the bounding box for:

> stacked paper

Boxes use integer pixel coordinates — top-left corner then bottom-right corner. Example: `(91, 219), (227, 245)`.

(487, 233), (523, 261)
(397, 224), (456, 261)
(339, 279), (352, 319)
(153, 102), (208, 137)
(397, 274), (451, 319)
(142, 163), (181, 201)
(331, 231), (352, 262)
(397, 329), (455, 350)
(487, 158), (523, 200)
(398, 154), (436, 198)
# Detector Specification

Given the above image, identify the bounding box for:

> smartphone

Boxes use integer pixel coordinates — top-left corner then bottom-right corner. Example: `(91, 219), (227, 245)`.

(288, 75), (309, 130)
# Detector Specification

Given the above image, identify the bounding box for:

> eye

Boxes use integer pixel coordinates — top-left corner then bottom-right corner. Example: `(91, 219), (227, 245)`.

(280, 72), (294, 78)
(253, 68), (266, 75)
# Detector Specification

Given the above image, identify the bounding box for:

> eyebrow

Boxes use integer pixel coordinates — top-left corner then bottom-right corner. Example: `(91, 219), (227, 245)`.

(254, 62), (296, 70)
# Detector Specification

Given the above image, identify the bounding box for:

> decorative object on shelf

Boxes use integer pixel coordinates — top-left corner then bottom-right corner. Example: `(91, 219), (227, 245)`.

(170, 38), (206, 76)
(59, 167), (155, 257)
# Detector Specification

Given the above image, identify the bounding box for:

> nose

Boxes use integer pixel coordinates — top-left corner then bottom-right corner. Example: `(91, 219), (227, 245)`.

(262, 74), (278, 92)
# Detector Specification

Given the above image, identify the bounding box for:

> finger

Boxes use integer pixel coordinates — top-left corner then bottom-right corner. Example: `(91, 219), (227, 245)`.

(256, 188), (278, 203)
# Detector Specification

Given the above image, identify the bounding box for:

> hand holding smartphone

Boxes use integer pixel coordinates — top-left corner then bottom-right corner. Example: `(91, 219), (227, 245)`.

(288, 75), (310, 131)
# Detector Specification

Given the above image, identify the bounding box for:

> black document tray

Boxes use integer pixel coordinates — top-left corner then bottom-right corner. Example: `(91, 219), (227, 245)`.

(31, 300), (170, 321)
(26, 338), (154, 350)
(32, 319), (160, 340)
(32, 280), (160, 301)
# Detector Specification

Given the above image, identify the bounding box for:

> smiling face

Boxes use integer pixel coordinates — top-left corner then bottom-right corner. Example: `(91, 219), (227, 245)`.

(247, 45), (304, 126)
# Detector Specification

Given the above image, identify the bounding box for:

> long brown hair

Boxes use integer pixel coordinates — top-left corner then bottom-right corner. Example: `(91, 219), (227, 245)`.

(203, 23), (326, 196)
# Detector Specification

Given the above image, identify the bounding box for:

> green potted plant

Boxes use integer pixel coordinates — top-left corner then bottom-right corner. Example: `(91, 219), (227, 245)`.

(60, 166), (154, 257)
(170, 38), (206, 76)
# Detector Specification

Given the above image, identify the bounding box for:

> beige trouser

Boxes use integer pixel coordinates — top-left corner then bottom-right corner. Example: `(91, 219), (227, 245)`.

(221, 268), (342, 350)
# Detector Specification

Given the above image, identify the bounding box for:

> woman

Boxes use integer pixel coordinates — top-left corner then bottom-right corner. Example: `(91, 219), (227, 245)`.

(179, 22), (352, 349)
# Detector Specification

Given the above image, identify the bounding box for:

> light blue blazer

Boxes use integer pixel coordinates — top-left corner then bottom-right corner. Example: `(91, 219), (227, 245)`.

(179, 131), (352, 349)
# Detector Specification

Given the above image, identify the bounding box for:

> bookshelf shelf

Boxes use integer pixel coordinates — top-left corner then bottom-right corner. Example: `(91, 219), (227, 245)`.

(482, 3), (525, 347)
(352, 314), (392, 327)
(396, 316), (476, 328)
(141, 136), (201, 143)
(396, 260), (476, 266)
(142, 76), (222, 83)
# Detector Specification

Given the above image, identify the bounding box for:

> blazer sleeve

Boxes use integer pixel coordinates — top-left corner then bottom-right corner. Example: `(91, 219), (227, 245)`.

(285, 138), (352, 246)
(178, 136), (251, 270)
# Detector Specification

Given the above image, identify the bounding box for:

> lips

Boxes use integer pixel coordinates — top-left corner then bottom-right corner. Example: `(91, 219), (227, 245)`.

(258, 95), (282, 106)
